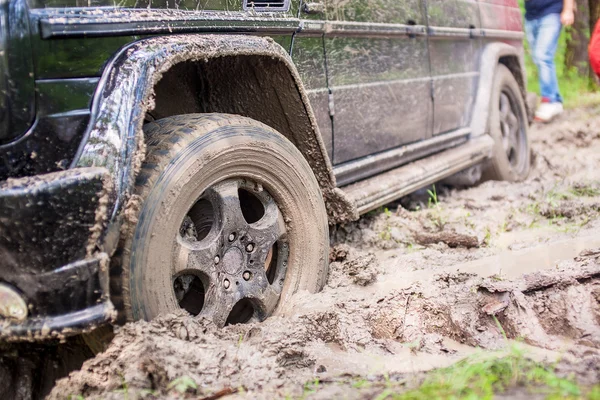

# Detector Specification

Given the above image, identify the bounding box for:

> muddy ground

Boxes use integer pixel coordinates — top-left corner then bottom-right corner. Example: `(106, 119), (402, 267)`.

(7, 106), (600, 399)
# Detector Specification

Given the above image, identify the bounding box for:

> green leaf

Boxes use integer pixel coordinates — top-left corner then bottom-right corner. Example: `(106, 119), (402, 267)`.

(167, 376), (198, 394)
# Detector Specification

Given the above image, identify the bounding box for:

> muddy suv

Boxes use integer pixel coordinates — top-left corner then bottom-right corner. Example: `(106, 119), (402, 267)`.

(0, 0), (530, 340)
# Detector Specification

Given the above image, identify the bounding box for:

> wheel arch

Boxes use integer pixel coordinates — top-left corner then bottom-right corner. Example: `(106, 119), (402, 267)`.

(72, 35), (357, 257)
(471, 42), (531, 138)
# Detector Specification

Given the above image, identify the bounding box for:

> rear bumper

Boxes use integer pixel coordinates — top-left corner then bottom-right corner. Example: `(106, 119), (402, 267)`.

(0, 167), (114, 341)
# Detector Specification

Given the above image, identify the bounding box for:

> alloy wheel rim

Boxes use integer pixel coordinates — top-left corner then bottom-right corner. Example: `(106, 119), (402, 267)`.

(172, 178), (289, 327)
(499, 90), (526, 173)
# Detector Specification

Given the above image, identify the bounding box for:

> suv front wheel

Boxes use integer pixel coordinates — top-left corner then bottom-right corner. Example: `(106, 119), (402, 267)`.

(114, 114), (329, 327)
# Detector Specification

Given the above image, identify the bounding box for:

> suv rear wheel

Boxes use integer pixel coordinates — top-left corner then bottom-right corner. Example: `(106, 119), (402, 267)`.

(482, 64), (531, 182)
(114, 114), (329, 326)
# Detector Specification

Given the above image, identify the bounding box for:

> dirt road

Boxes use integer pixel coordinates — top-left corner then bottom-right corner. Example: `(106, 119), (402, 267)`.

(35, 106), (600, 398)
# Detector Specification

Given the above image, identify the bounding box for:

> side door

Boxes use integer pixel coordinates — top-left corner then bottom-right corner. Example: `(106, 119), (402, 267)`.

(426, 0), (482, 135)
(323, 0), (432, 165)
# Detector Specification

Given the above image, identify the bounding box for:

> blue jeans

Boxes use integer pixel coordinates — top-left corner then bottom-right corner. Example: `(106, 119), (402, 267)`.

(525, 13), (563, 103)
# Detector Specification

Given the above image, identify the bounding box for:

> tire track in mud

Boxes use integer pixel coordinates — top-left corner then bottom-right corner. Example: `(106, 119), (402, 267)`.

(12, 106), (600, 399)
(46, 248), (600, 400)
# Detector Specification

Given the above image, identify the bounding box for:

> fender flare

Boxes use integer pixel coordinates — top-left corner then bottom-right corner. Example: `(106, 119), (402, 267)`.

(470, 42), (529, 138)
(71, 34), (358, 255)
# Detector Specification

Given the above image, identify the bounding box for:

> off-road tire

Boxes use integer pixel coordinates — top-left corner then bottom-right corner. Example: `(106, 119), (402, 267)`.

(111, 114), (329, 323)
(482, 64), (531, 182)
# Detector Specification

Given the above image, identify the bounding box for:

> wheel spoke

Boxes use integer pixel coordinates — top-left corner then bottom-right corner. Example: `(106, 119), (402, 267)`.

(507, 111), (519, 132)
(198, 284), (238, 327)
(500, 93), (510, 119)
(173, 235), (221, 280)
(500, 122), (510, 154)
(507, 111), (520, 155)
(246, 197), (286, 260)
(205, 180), (248, 238)
(249, 284), (281, 319)
(198, 266), (279, 327)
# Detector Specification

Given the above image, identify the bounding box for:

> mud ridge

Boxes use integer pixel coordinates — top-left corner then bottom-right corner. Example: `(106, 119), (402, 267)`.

(16, 106), (600, 399)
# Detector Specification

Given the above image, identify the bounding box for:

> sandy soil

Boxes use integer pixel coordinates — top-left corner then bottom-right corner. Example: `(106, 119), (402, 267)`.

(9, 106), (600, 399)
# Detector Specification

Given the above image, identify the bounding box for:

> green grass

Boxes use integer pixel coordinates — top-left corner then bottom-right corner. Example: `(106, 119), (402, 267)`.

(375, 345), (596, 400)
(301, 378), (321, 398)
(483, 226), (492, 246)
(167, 376), (197, 394)
(427, 185), (440, 209)
(426, 185), (447, 231)
(570, 183), (600, 197)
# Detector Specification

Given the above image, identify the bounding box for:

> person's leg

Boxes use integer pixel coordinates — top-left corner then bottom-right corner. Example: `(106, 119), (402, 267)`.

(533, 13), (563, 104)
(524, 18), (540, 68)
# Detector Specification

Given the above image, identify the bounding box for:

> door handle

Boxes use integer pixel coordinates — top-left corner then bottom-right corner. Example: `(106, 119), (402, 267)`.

(302, 2), (325, 15)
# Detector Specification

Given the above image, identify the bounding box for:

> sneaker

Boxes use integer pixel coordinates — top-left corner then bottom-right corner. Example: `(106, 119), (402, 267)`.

(535, 101), (563, 123)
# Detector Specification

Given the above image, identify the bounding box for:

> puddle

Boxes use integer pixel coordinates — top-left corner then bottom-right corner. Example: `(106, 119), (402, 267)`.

(310, 339), (474, 377)
(452, 234), (600, 279)
(493, 226), (560, 250)
(374, 235), (600, 292)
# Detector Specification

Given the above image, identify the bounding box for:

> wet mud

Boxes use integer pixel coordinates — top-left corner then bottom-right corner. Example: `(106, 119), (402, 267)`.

(7, 106), (600, 399)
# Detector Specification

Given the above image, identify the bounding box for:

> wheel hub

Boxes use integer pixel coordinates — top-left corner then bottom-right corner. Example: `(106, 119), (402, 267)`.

(221, 246), (243, 275)
(172, 178), (289, 327)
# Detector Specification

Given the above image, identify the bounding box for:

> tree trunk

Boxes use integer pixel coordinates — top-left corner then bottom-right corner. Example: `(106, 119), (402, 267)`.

(589, 0), (600, 85)
(591, 0), (600, 26)
(565, 0), (591, 76)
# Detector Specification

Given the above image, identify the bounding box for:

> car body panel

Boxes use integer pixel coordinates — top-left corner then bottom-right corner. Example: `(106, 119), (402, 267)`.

(428, 0), (481, 136)
(291, 35), (333, 159)
(327, 34), (432, 164)
(478, 0), (523, 32)
(0, 0), (35, 143)
(318, 0), (432, 164)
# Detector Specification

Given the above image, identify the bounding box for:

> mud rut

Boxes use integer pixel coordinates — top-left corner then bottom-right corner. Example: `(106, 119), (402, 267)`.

(5, 107), (600, 399)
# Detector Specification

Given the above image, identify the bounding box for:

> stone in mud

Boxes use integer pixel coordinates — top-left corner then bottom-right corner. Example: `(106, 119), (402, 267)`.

(414, 231), (480, 249)
(327, 252), (379, 288)
(481, 296), (510, 316)
(419, 333), (456, 354)
(329, 244), (351, 262)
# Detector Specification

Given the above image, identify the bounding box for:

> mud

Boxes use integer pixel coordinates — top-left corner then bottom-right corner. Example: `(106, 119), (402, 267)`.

(8, 106), (600, 399)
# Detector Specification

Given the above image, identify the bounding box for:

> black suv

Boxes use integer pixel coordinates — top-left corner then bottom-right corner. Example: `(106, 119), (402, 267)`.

(0, 0), (531, 340)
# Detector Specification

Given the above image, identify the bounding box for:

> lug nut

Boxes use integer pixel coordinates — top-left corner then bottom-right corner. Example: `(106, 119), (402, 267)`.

(223, 279), (230, 289)
(228, 233), (236, 242)
(243, 271), (251, 281)
(214, 255), (220, 264)
(246, 243), (254, 252)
